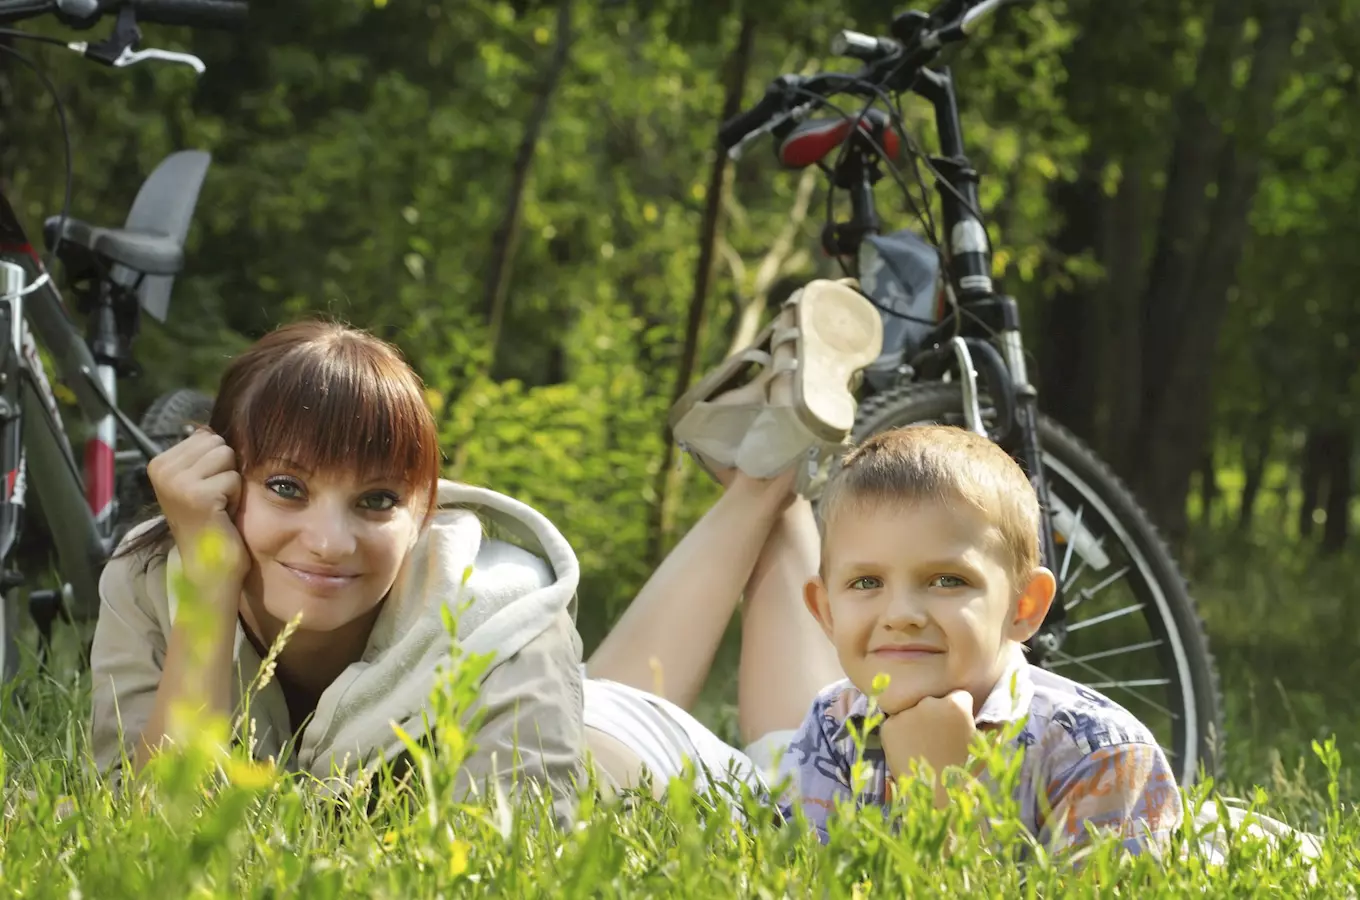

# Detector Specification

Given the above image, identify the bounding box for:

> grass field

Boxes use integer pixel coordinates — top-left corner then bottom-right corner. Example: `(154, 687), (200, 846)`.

(0, 524), (1355, 897)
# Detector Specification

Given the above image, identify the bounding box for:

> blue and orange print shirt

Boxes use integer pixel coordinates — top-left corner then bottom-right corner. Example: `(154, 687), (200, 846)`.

(775, 646), (1184, 855)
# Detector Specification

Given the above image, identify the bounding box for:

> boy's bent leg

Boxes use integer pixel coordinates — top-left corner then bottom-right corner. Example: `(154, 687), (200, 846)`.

(737, 496), (841, 747)
(586, 469), (795, 710)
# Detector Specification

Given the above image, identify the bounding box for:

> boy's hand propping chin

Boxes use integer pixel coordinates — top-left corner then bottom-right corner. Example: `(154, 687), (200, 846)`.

(881, 689), (977, 808)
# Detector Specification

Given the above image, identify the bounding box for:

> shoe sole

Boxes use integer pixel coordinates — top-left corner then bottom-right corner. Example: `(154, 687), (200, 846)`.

(791, 280), (884, 442)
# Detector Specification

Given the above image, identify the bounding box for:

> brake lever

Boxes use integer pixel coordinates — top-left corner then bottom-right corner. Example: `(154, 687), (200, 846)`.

(110, 45), (206, 72)
(66, 5), (206, 75)
(68, 38), (206, 73)
(726, 100), (816, 162)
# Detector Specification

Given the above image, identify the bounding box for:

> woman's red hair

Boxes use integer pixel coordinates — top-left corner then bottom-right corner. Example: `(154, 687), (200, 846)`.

(119, 319), (441, 558)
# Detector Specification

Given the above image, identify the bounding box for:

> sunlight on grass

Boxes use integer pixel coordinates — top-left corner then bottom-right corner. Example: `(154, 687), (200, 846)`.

(1, 533), (1355, 895)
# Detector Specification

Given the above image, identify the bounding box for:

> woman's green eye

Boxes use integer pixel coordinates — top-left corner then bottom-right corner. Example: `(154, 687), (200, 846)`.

(359, 492), (399, 512)
(266, 478), (303, 500)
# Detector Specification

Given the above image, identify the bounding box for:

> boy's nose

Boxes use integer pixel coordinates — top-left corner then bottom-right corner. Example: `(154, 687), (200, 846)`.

(880, 589), (928, 630)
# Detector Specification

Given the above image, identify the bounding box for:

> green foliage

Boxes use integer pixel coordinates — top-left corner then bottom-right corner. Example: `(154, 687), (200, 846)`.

(4, 0), (1352, 617)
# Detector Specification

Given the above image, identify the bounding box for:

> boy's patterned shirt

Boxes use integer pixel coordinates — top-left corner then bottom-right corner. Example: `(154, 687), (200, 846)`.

(776, 647), (1183, 854)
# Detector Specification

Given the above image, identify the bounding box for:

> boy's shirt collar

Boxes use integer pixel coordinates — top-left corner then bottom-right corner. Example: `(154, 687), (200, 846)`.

(832, 644), (1033, 742)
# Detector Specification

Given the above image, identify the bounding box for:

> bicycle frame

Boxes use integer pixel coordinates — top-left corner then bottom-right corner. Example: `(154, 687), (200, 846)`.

(833, 64), (1070, 649)
(0, 193), (130, 621)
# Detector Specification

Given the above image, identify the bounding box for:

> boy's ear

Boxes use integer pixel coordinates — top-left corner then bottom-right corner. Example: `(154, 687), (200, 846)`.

(1008, 566), (1056, 641)
(804, 576), (835, 640)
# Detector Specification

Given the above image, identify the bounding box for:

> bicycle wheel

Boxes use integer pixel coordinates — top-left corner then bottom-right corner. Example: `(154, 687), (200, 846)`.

(114, 388), (215, 544)
(2, 587), (19, 684)
(851, 382), (1223, 786)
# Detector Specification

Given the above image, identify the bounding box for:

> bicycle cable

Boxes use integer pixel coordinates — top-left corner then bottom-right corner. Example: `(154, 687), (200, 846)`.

(778, 85), (942, 327)
(783, 71), (975, 331)
(822, 63), (1002, 342)
(0, 33), (75, 274)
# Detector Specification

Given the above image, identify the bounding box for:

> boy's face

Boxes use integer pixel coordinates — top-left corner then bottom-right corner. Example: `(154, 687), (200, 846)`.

(806, 498), (1055, 717)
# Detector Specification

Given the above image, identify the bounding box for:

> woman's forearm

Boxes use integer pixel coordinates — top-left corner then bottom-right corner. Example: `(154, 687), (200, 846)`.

(133, 582), (241, 771)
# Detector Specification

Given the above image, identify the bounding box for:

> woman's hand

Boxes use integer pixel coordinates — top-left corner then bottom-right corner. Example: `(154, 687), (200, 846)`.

(147, 429), (249, 589)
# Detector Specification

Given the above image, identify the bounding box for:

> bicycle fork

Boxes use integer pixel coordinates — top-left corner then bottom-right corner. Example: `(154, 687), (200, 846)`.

(994, 321), (1068, 659)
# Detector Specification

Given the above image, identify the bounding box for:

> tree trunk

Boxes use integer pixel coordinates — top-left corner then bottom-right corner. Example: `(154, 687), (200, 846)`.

(1299, 428), (1323, 539)
(1037, 160), (1104, 445)
(483, 0), (574, 368)
(1321, 429), (1352, 554)
(1134, 0), (1301, 544)
(646, 14), (756, 565)
(722, 167), (817, 356)
(1097, 159), (1149, 475)
(1237, 428), (1271, 533)
(1138, 0), (1249, 409)
(1198, 448), (1219, 527)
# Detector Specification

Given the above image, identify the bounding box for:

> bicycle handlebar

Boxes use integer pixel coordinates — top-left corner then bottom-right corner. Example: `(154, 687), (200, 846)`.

(0, 0), (247, 28)
(717, 82), (790, 150)
(718, 0), (1016, 153)
(103, 0), (248, 28)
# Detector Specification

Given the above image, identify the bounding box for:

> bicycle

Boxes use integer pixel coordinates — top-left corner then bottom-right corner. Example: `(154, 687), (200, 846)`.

(0, 0), (245, 682)
(717, 0), (1223, 787)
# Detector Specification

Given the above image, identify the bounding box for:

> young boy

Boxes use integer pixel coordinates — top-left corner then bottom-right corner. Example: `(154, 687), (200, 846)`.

(778, 424), (1183, 855)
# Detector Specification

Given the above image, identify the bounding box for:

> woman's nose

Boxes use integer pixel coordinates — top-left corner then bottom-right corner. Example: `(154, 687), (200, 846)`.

(298, 502), (357, 559)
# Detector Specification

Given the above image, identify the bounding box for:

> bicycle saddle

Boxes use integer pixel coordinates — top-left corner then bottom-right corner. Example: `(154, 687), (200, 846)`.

(42, 217), (184, 276)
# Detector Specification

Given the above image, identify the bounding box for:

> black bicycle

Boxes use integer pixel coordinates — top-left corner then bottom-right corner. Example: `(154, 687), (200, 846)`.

(718, 0), (1222, 787)
(0, 0), (243, 681)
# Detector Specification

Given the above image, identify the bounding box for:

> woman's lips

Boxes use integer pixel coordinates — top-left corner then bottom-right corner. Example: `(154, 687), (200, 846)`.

(279, 562), (359, 591)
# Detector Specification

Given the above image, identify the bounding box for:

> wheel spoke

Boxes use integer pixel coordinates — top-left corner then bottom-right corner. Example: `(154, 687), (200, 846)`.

(1067, 564), (1130, 612)
(1058, 502), (1084, 585)
(1047, 648), (1179, 719)
(1065, 600), (1142, 631)
(1061, 553), (1092, 596)
(1045, 639), (1164, 668)
(1084, 678), (1172, 689)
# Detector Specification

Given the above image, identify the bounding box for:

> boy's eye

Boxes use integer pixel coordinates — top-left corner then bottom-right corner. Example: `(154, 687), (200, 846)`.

(358, 491), (400, 512)
(848, 576), (883, 591)
(265, 477), (304, 500)
(930, 574), (968, 589)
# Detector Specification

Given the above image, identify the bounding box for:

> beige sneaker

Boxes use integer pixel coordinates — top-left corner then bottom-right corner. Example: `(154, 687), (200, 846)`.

(669, 279), (883, 492)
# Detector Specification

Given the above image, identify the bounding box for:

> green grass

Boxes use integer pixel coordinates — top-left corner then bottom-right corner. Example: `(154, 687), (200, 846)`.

(1, 530), (1357, 896)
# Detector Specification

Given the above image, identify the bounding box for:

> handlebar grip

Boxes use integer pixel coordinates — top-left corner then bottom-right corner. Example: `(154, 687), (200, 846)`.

(831, 29), (901, 62)
(718, 87), (787, 150)
(110, 0), (248, 27)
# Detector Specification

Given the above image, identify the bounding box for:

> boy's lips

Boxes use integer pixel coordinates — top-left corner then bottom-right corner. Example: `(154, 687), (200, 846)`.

(870, 644), (944, 660)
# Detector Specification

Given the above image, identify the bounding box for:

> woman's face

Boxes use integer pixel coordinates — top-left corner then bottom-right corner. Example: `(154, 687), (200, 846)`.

(234, 459), (423, 632)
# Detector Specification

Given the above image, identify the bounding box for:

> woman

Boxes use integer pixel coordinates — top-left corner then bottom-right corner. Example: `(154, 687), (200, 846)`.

(90, 279), (881, 816)
(93, 321), (585, 823)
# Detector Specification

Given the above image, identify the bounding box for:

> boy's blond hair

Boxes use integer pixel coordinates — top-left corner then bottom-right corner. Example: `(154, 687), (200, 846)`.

(818, 425), (1042, 589)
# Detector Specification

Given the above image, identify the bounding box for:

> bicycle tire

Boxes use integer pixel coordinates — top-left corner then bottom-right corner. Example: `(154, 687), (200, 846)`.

(141, 387), (215, 442)
(851, 382), (1224, 786)
(113, 388), (214, 543)
(1, 587), (17, 684)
